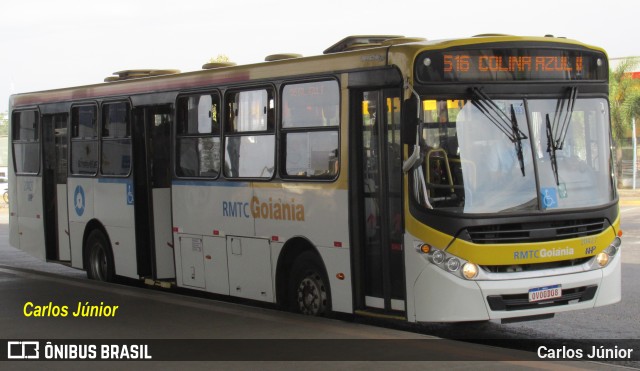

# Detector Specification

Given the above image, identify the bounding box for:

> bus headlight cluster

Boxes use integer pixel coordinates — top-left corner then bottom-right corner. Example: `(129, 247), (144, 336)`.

(596, 236), (621, 268)
(419, 244), (479, 280)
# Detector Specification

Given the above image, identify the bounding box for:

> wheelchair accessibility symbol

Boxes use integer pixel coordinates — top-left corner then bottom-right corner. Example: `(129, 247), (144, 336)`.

(74, 185), (86, 216)
(540, 187), (558, 209)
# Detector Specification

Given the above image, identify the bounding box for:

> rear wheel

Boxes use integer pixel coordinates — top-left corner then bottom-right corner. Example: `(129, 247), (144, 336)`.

(289, 252), (331, 316)
(86, 229), (115, 282)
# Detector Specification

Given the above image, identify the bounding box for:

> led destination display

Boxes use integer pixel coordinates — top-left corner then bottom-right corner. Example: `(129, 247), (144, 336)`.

(416, 47), (607, 82)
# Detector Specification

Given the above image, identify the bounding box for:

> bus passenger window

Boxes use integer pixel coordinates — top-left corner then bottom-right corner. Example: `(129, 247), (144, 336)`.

(70, 105), (98, 175)
(12, 110), (40, 175)
(101, 102), (131, 176)
(176, 93), (221, 178)
(281, 80), (340, 179)
(223, 88), (275, 179)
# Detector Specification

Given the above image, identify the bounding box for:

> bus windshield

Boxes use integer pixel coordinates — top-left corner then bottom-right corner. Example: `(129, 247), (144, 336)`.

(417, 97), (613, 214)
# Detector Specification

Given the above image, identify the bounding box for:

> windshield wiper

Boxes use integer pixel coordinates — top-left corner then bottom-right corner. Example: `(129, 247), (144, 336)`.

(552, 87), (578, 151)
(470, 87), (528, 176)
(546, 87), (578, 186)
(510, 104), (526, 177)
(545, 114), (559, 186)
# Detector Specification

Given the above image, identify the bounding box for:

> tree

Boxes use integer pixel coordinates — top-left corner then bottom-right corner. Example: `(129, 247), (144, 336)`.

(610, 58), (640, 184)
(208, 54), (231, 64)
(610, 57), (640, 143)
(0, 111), (8, 136)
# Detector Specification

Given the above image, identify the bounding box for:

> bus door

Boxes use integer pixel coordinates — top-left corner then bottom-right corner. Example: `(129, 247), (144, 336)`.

(42, 113), (71, 262)
(352, 89), (405, 314)
(132, 105), (175, 280)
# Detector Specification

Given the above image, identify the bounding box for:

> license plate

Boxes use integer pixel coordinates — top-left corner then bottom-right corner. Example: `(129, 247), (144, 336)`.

(528, 284), (562, 302)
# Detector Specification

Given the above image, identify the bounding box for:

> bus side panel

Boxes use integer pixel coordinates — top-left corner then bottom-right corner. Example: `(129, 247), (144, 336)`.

(227, 236), (274, 302)
(152, 187), (175, 279)
(67, 178), (94, 269)
(203, 235), (230, 295)
(9, 178), (20, 249)
(253, 186), (352, 313)
(94, 180), (137, 279)
(56, 184), (71, 261)
(316, 246), (353, 314)
(174, 234), (230, 295)
(172, 182), (254, 237)
(15, 176), (46, 261)
(254, 186), (351, 250)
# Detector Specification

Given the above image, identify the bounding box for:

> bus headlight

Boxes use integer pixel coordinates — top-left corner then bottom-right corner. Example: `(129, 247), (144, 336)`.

(430, 250), (445, 264)
(607, 237), (621, 256)
(596, 236), (622, 267)
(596, 252), (609, 267)
(445, 257), (460, 272)
(462, 262), (479, 279)
(418, 241), (481, 280)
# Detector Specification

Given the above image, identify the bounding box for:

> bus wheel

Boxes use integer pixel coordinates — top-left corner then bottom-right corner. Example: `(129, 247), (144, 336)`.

(290, 252), (331, 316)
(86, 229), (114, 282)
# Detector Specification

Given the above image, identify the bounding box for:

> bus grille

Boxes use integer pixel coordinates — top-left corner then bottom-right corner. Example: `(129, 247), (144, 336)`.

(466, 219), (606, 244)
(487, 285), (597, 311)
(481, 257), (591, 273)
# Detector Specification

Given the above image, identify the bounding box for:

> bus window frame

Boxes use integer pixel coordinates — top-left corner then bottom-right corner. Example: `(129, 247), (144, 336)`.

(11, 107), (42, 176)
(175, 90), (222, 180)
(223, 86), (277, 181)
(279, 78), (341, 182)
(69, 102), (99, 177)
(100, 100), (132, 178)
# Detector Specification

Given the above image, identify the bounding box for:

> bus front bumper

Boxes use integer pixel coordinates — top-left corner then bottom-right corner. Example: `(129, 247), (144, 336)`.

(412, 250), (621, 323)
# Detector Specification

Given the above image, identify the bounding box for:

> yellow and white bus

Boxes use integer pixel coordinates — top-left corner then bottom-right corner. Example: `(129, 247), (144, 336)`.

(9, 34), (621, 323)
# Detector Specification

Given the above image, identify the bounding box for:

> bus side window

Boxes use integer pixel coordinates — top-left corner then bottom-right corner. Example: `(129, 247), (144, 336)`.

(176, 93), (221, 178)
(281, 80), (340, 179)
(224, 88), (275, 179)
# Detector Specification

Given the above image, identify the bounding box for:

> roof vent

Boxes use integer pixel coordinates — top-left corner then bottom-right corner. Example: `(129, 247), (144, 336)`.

(265, 53), (302, 62)
(472, 33), (512, 37)
(202, 61), (237, 69)
(343, 43), (382, 52)
(381, 37), (426, 46)
(324, 35), (404, 54)
(104, 69), (180, 82)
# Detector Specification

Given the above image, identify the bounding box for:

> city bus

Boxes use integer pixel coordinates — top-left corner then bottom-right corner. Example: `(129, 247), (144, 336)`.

(8, 34), (622, 323)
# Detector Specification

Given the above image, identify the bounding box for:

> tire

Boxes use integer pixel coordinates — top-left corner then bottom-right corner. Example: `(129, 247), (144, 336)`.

(289, 251), (331, 316)
(85, 229), (115, 282)
(2, 192), (8, 204)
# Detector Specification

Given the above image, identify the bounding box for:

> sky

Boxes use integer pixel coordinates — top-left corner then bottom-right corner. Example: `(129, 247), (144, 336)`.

(1, 0), (638, 113)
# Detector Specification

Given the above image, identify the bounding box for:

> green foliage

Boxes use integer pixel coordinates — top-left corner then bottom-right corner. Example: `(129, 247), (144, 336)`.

(208, 54), (231, 63)
(610, 58), (640, 142)
(0, 111), (8, 136)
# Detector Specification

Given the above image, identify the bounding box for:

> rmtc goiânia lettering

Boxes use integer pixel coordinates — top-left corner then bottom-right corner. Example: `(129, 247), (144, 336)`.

(514, 247), (575, 260)
(222, 197), (305, 221)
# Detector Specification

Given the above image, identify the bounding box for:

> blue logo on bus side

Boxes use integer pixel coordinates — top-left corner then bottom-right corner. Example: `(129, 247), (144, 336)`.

(74, 185), (85, 216)
(127, 183), (134, 205)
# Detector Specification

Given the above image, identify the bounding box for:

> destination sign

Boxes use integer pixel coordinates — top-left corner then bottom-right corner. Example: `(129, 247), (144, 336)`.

(416, 47), (607, 82)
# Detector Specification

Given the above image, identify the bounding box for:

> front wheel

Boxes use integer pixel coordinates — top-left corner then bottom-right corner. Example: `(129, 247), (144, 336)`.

(86, 229), (115, 282)
(2, 191), (8, 204)
(289, 252), (331, 316)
